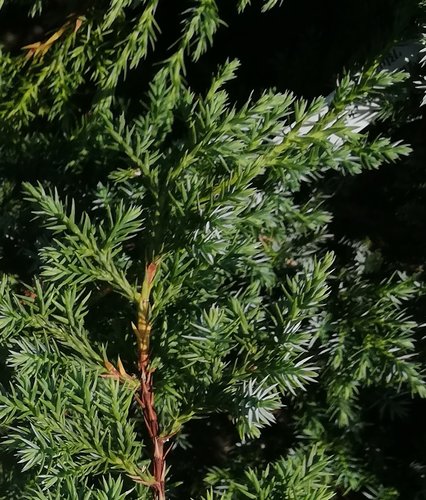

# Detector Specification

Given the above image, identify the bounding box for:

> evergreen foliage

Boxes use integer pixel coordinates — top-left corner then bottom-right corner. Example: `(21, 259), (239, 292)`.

(0, 1), (425, 498)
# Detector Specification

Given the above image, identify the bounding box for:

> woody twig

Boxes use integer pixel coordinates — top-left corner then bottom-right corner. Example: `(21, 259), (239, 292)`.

(131, 261), (167, 500)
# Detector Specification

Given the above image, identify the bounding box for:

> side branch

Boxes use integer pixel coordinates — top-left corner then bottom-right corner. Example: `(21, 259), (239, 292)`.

(133, 261), (167, 500)
(140, 370), (166, 500)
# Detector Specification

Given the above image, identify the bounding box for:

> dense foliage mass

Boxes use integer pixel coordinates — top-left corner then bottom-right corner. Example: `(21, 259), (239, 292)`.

(0, 1), (425, 498)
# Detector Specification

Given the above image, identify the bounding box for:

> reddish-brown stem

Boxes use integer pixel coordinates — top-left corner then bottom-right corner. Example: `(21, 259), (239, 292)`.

(103, 261), (167, 497)
(139, 367), (166, 500)
(135, 261), (166, 500)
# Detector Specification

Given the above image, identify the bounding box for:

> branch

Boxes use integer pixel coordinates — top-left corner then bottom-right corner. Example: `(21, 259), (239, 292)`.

(134, 261), (167, 500)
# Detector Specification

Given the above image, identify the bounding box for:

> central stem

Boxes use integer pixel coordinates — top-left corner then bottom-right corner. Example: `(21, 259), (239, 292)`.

(140, 368), (166, 500)
(134, 262), (166, 500)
